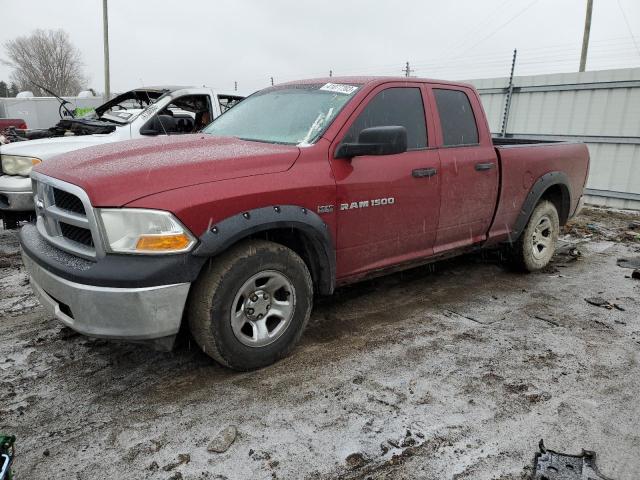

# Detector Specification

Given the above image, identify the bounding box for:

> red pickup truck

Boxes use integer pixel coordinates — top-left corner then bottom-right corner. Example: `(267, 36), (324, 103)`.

(20, 77), (589, 370)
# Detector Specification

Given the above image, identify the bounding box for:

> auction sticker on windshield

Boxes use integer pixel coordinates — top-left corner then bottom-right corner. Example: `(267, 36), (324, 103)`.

(320, 83), (358, 95)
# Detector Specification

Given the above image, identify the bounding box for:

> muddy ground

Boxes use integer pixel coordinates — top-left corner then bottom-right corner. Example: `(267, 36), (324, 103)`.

(1, 207), (640, 480)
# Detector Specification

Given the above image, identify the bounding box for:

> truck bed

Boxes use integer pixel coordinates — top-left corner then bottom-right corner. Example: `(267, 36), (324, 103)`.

(487, 139), (590, 243)
(492, 136), (560, 146)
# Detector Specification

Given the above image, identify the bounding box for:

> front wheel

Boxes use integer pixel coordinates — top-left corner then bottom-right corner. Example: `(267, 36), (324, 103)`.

(509, 200), (560, 272)
(188, 239), (313, 370)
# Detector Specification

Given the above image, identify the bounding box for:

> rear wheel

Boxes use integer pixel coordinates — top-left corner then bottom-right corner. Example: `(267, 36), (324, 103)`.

(510, 200), (559, 272)
(188, 239), (313, 370)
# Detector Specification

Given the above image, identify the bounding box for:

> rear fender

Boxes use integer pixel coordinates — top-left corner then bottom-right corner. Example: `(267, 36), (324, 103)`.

(511, 171), (571, 241)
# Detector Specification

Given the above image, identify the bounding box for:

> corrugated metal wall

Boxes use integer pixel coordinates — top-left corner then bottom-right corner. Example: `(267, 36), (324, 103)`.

(468, 67), (640, 210)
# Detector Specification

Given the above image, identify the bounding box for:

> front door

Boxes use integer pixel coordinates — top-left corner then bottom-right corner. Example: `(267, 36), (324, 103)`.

(330, 84), (441, 279)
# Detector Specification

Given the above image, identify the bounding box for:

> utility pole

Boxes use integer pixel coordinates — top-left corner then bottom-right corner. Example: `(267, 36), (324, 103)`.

(402, 61), (414, 77)
(102, 0), (110, 99)
(500, 49), (517, 137)
(579, 0), (593, 72)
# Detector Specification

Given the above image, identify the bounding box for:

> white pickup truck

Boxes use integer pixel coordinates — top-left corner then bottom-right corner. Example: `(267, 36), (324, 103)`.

(0, 85), (243, 228)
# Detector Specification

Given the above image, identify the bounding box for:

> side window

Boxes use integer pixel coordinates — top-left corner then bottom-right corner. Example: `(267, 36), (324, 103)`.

(219, 95), (243, 113)
(158, 95), (213, 133)
(433, 89), (479, 146)
(342, 87), (427, 150)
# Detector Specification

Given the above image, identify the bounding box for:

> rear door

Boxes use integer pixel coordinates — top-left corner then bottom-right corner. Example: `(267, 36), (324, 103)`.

(330, 83), (441, 278)
(429, 86), (499, 253)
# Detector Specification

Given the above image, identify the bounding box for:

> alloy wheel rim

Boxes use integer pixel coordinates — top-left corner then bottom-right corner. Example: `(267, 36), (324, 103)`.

(230, 270), (296, 347)
(531, 215), (553, 260)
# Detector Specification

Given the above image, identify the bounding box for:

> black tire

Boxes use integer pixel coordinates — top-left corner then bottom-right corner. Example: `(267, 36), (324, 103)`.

(188, 239), (313, 370)
(509, 200), (560, 272)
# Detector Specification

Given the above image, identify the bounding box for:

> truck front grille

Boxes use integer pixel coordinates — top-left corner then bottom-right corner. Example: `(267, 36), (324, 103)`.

(60, 222), (94, 247)
(31, 173), (104, 260)
(53, 187), (86, 215)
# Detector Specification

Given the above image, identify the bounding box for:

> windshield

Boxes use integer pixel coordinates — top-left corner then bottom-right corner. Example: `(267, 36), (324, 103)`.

(203, 83), (360, 145)
(94, 89), (167, 124)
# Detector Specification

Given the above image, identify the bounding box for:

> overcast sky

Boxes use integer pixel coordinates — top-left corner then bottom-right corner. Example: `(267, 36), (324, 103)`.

(1, 0), (639, 95)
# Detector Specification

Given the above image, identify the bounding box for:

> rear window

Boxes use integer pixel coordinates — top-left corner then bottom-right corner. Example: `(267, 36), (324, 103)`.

(433, 89), (479, 146)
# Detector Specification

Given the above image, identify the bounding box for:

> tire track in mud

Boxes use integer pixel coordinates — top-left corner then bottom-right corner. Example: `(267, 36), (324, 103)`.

(2, 211), (640, 479)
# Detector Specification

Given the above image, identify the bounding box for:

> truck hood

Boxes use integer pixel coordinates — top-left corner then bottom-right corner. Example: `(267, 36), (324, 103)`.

(0, 132), (121, 161)
(33, 135), (300, 206)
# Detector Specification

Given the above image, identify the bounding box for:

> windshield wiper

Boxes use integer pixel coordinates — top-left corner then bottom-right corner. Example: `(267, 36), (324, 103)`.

(236, 137), (295, 145)
(32, 82), (76, 118)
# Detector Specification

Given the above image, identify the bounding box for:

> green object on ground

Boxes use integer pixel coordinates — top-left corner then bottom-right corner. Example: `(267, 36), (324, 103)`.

(0, 435), (15, 480)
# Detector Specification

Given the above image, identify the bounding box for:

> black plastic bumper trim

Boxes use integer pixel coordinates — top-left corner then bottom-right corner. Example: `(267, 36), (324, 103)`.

(19, 223), (206, 288)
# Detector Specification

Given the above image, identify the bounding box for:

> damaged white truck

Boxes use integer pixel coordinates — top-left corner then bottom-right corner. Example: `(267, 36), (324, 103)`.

(0, 86), (243, 228)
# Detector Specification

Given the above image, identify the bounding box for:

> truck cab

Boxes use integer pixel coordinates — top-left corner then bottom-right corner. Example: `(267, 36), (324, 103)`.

(0, 86), (243, 228)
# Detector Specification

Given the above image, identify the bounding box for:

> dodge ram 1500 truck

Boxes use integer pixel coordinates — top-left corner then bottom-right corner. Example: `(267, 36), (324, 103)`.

(0, 86), (243, 228)
(20, 77), (590, 370)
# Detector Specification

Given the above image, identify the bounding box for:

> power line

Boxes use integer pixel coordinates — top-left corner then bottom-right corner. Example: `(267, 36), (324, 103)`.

(616, 0), (640, 57)
(437, 0), (514, 59)
(456, 0), (541, 57)
(248, 37), (638, 84)
(232, 36), (640, 92)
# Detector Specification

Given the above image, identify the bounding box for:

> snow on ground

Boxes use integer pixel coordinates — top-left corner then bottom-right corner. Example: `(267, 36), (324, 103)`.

(1, 208), (640, 479)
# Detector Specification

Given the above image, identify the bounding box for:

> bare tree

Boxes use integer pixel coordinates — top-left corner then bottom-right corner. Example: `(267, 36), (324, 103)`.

(1, 29), (87, 96)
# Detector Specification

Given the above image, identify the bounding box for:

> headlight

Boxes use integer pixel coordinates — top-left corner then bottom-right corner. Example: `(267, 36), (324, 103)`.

(98, 208), (196, 254)
(1, 155), (42, 176)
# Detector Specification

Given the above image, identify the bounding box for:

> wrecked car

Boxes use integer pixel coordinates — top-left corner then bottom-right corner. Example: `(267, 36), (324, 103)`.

(0, 86), (243, 228)
(20, 77), (590, 370)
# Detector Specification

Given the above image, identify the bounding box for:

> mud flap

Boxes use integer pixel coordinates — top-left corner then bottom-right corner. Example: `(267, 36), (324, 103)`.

(534, 439), (614, 480)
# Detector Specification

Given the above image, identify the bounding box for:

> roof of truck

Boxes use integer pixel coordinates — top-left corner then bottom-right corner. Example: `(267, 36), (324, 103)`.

(280, 76), (474, 89)
(128, 86), (240, 97)
(132, 85), (192, 92)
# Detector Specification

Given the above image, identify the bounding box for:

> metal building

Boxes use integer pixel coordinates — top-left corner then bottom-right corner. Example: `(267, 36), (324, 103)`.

(468, 67), (640, 210)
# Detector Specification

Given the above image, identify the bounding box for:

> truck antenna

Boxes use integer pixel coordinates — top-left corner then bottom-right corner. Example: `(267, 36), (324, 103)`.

(141, 89), (169, 136)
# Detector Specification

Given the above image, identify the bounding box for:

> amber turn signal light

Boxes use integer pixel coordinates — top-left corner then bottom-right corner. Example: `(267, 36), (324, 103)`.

(135, 233), (192, 252)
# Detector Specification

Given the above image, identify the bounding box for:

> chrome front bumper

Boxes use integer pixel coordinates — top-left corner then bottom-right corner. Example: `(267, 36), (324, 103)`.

(0, 174), (33, 211)
(22, 251), (191, 340)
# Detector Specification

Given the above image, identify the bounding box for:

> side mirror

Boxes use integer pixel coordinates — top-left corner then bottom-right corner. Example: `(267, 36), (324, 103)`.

(335, 126), (408, 159)
(139, 126), (160, 136)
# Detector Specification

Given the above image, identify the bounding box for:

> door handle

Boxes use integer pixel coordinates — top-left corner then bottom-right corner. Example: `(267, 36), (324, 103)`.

(412, 167), (438, 178)
(475, 162), (495, 171)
